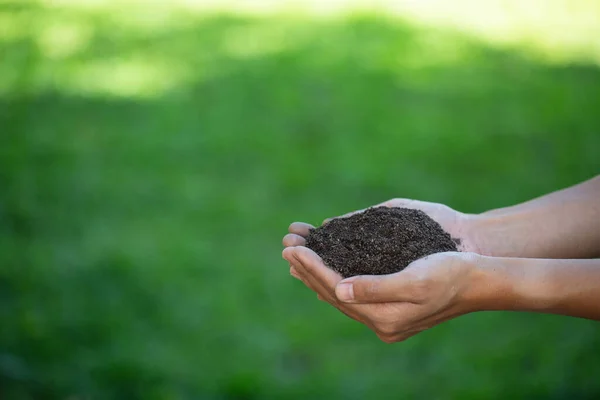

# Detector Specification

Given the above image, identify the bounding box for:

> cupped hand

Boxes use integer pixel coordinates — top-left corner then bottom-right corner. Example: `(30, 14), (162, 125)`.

(281, 198), (484, 342)
(282, 246), (482, 343)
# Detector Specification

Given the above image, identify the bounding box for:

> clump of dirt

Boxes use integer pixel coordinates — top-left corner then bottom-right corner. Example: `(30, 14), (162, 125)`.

(305, 207), (458, 278)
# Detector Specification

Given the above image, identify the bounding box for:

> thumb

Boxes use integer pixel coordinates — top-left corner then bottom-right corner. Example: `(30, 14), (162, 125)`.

(335, 272), (419, 304)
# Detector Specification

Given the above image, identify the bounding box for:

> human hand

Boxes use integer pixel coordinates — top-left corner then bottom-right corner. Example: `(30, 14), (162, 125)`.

(280, 198), (484, 342)
(282, 246), (482, 343)
(323, 198), (481, 253)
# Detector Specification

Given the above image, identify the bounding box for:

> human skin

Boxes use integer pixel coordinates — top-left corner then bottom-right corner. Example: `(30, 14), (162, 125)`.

(281, 175), (600, 343)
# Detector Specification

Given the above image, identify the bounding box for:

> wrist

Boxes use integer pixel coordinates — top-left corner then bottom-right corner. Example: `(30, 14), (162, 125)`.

(469, 255), (557, 313)
(462, 211), (531, 258)
(460, 213), (499, 256)
(456, 252), (500, 313)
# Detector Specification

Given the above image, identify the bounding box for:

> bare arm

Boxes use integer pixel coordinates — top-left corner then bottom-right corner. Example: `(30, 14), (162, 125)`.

(281, 175), (600, 343)
(469, 175), (600, 259)
(286, 176), (600, 259)
(474, 256), (600, 320)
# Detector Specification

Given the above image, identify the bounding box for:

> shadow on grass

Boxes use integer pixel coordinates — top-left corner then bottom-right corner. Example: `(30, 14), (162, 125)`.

(1, 2), (600, 399)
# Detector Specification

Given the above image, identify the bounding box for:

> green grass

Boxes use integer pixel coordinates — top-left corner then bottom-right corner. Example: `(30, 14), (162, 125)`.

(1, 2), (600, 399)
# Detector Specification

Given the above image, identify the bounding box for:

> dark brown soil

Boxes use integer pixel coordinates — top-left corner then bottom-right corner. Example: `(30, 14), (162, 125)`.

(305, 207), (458, 277)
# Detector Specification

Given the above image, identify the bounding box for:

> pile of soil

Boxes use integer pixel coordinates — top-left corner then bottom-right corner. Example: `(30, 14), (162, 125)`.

(305, 207), (457, 277)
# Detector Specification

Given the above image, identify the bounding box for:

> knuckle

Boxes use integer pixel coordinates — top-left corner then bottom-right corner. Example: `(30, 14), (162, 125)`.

(360, 280), (380, 300)
(288, 222), (301, 234)
(282, 234), (294, 246)
(349, 279), (368, 300)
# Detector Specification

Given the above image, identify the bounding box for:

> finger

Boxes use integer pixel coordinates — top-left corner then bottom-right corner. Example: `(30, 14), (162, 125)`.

(293, 260), (361, 321)
(288, 222), (314, 237)
(379, 199), (439, 220)
(290, 265), (301, 280)
(323, 198), (421, 225)
(284, 246), (342, 302)
(284, 248), (336, 299)
(293, 261), (337, 302)
(282, 247), (298, 264)
(323, 208), (367, 224)
(298, 269), (367, 324)
(286, 246), (371, 322)
(282, 233), (306, 248)
(335, 271), (423, 304)
(284, 247), (365, 323)
(290, 246), (344, 292)
(290, 248), (377, 323)
(378, 198), (414, 208)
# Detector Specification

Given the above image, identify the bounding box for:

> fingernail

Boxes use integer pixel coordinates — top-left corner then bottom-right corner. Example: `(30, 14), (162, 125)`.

(336, 282), (354, 302)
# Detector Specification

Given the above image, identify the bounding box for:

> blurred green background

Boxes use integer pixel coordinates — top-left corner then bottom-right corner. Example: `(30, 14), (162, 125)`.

(2, 0), (600, 398)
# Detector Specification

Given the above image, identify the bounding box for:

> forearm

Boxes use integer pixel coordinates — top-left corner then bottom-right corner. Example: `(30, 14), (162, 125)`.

(467, 175), (600, 258)
(469, 256), (600, 320)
